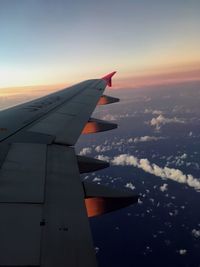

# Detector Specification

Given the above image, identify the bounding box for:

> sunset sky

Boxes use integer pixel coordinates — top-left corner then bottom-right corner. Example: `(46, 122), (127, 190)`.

(0, 0), (200, 89)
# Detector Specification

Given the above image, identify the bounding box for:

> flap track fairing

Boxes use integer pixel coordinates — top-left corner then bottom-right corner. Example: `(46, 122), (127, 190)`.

(77, 156), (109, 173)
(97, 95), (120, 105)
(83, 182), (139, 217)
(82, 118), (117, 134)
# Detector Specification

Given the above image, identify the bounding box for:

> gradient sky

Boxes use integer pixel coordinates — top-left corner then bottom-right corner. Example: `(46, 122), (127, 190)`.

(0, 0), (200, 89)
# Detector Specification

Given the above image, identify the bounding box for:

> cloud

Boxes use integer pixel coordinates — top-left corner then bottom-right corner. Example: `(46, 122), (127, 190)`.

(166, 153), (200, 170)
(160, 183), (168, 192)
(132, 136), (166, 143)
(111, 154), (138, 166)
(189, 131), (193, 137)
(178, 249), (187, 255)
(94, 247), (100, 254)
(94, 136), (166, 155)
(93, 177), (102, 182)
(101, 114), (117, 121)
(138, 198), (143, 204)
(101, 113), (134, 121)
(110, 154), (200, 191)
(79, 147), (92, 156)
(152, 110), (163, 115)
(125, 182), (135, 190)
(144, 109), (163, 115)
(96, 155), (110, 162)
(150, 115), (184, 130)
(180, 153), (187, 159)
(169, 210), (178, 216)
(95, 145), (112, 153)
(191, 229), (200, 238)
(144, 109), (152, 114)
(170, 153), (188, 167)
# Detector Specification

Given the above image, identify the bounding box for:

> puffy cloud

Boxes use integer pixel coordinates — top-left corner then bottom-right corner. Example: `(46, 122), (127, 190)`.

(94, 247), (100, 254)
(101, 113), (133, 121)
(112, 154), (138, 166)
(169, 210), (178, 216)
(111, 154), (200, 191)
(144, 109), (163, 115)
(174, 153), (187, 167)
(101, 114), (117, 121)
(96, 155), (110, 162)
(138, 198), (143, 204)
(180, 153), (187, 159)
(93, 177), (102, 182)
(191, 229), (200, 238)
(150, 115), (184, 130)
(152, 110), (163, 115)
(160, 183), (168, 192)
(95, 145), (102, 153)
(166, 153), (200, 170)
(95, 145), (111, 153)
(125, 182), (135, 190)
(189, 131), (193, 137)
(95, 136), (166, 153)
(133, 136), (166, 143)
(79, 147), (92, 156)
(175, 153), (187, 166)
(144, 108), (152, 114)
(178, 249), (187, 255)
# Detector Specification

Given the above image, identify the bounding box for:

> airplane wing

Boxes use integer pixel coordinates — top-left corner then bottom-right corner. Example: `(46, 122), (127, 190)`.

(0, 72), (138, 266)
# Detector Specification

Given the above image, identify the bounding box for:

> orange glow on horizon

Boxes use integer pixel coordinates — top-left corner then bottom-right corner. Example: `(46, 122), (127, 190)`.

(0, 83), (69, 101)
(0, 62), (199, 96)
(113, 64), (200, 89)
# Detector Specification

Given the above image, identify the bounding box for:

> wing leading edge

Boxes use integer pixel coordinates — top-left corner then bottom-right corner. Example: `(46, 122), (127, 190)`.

(0, 72), (138, 266)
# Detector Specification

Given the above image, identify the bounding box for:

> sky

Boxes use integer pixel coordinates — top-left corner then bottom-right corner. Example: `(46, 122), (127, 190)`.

(0, 0), (200, 89)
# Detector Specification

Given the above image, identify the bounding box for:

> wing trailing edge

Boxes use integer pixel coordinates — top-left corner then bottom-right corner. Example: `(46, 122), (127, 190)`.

(79, 71), (139, 217)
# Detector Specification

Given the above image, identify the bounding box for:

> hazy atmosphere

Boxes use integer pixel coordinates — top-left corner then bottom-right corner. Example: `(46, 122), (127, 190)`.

(0, 0), (200, 89)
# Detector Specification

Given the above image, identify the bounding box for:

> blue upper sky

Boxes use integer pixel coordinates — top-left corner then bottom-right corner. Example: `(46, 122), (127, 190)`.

(0, 0), (200, 87)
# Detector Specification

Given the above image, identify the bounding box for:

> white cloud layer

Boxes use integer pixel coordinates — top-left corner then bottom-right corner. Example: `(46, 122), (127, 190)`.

(101, 113), (133, 121)
(178, 249), (187, 255)
(191, 229), (200, 238)
(93, 177), (102, 182)
(150, 115), (184, 130)
(110, 154), (200, 191)
(79, 147), (92, 156)
(125, 182), (135, 190)
(132, 136), (166, 143)
(95, 145), (112, 153)
(160, 183), (168, 192)
(96, 155), (110, 162)
(144, 109), (163, 115)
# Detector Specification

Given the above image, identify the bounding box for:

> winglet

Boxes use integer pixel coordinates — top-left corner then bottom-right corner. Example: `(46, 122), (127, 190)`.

(102, 71), (116, 87)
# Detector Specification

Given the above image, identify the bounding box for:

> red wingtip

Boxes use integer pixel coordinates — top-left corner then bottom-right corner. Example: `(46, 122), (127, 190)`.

(102, 71), (117, 87)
